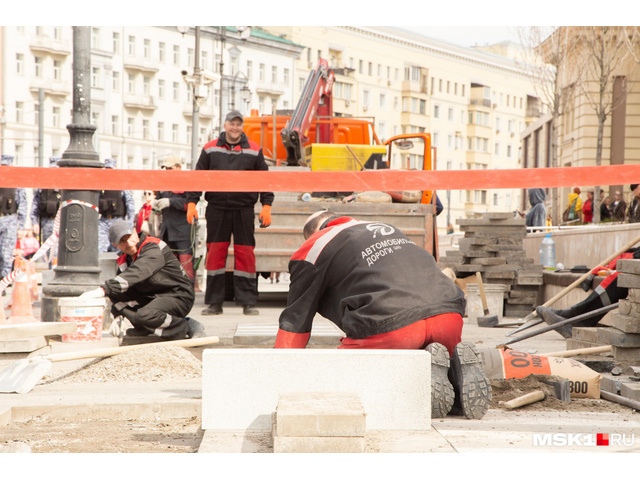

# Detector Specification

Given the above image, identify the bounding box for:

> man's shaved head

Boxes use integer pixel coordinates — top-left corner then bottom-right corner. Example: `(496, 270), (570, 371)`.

(303, 210), (336, 239)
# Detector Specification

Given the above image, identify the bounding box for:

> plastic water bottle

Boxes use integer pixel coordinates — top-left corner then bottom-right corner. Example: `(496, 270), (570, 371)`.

(540, 234), (556, 270)
(301, 193), (312, 202)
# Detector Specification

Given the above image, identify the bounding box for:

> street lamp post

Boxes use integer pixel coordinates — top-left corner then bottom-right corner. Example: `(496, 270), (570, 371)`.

(42, 27), (103, 317)
(229, 70), (251, 111)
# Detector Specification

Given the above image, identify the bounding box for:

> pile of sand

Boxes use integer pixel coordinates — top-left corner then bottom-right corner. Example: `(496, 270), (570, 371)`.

(45, 345), (202, 384)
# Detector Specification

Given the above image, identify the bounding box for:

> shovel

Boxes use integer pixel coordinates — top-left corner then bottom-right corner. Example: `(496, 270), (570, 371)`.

(0, 335), (219, 394)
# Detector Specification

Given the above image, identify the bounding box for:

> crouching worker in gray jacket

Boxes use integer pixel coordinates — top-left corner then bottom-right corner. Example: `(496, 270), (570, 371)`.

(79, 219), (204, 340)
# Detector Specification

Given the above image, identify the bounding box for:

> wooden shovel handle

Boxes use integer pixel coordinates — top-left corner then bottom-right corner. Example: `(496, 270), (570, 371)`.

(38, 336), (220, 363)
(476, 272), (489, 314)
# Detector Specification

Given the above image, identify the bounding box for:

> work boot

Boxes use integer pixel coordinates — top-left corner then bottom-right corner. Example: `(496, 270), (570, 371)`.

(426, 343), (455, 418)
(186, 317), (206, 338)
(201, 304), (223, 315)
(536, 306), (573, 339)
(448, 342), (492, 420)
(243, 305), (259, 315)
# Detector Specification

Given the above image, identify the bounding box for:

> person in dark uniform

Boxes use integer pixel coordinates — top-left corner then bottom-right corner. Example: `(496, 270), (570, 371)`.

(0, 155), (27, 279)
(30, 156), (62, 246)
(152, 156), (198, 286)
(98, 158), (135, 253)
(187, 110), (274, 316)
(274, 210), (491, 419)
(79, 219), (204, 340)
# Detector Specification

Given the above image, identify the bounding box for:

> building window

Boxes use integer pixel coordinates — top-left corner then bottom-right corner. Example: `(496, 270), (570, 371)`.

(247, 60), (253, 80)
(379, 93), (386, 110)
(142, 119), (149, 139)
(495, 143), (500, 156)
(112, 32), (120, 53)
(143, 39), (150, 59)
(259, 63), (265, 82)
(127, 117), (134, 136)
(462, 85), (466, 97)
(201, 51), (208, 70)
(52, 107), (60, 128)
(507, 145), (512, 157)
(128, 36), (135, 56)
(173, 82), (179, 101)
(15, 102), (23, 123)
(111, 71), (119, 91)
(128, 74), (135, 94)
(173, 45), (180, 65)
(157, 122), (164, 141)
(34, 56), (43, 78)
(158, 42), (165, 63)
(283, 68), (290, 84)
(91, 67), (101, 88)
(433, 105), (439, 119)
(53, 60), (61, 81)
(112, 115), (119, 135)
(158, 79), (165, 99)
(16, 53), (24, 75)
(143, 76), (150, 96)
(271, 66), (277, 83)
(359, 59), (363, 74)
(368, 62), (372, 76)
(448, 107), (454, 121)
(188, 48), (194, 68)
(92, 28), (100, 50)
(172, 124), (179, 143)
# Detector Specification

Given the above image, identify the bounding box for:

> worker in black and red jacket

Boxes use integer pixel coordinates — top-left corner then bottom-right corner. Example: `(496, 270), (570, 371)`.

(187, 110), (274, 317)
(79, 219), (204, 341)
(537, 248), (640, 338)
(274, 210), (491, 420)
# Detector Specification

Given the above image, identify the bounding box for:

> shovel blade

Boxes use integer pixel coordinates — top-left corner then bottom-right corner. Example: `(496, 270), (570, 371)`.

(0, 358), (53, 394)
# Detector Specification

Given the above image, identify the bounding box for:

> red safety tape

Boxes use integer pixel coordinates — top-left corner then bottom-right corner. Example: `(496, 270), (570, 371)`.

(2, 164), (640, 192)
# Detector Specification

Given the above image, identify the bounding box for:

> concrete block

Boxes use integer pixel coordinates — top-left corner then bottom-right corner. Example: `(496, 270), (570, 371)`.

(469, 257), (506, 266)
(620, 382), (640, 402)
(566, 339), (606, 351)
(572, 327), (602, 344)
(273, 434), (364, 453)
(627, 289), (640, 303)
(482, 212), (516, 220)
(598, 327), (640, 347)
(202, 349), (431, 431)
(612, 346), (640, 363)
(610, 312), (640, 334)
(616, 259), (640, 275)
(0, 336), (46, 353)
(275, 391), (365, 437)
(617, 273), (640, 289)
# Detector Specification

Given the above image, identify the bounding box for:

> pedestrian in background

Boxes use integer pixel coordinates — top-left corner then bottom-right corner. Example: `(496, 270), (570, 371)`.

(627, 184), (640, 224)
(0, 155), (27, 280)
(135, 190), (160, 237)
(611, 190), (627, 222)
(525, 188), (547, 231)
(563, 187), (583, 223)
(600, 193), (613, 222)
(30, 156), (62, 245)
(98, 158), (135, 253)
(153, 156), (199, 287)
(582, 189), (594, 223)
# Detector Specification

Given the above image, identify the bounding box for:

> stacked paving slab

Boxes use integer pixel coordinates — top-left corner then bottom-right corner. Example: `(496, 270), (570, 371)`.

(438, 212), (543, 317)
(573, 259), (640, 404)
(272, 392), (366, 453)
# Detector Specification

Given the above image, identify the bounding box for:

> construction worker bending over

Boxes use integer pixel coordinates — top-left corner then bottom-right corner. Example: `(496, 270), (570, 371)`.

(274, 210), (491, 419)
(79, 219), (204, 341)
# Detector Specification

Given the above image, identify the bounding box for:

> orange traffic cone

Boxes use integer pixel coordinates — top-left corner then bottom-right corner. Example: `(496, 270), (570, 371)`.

(7, 258), (38, 324)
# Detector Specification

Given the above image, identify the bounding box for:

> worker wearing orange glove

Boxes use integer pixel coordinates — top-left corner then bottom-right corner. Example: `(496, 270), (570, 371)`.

(153, 156), (199, 286)
(187, 110), (274, 316)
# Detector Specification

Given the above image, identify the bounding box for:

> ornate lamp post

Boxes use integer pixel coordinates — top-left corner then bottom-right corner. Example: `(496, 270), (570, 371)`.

(42, 27), (103, 317)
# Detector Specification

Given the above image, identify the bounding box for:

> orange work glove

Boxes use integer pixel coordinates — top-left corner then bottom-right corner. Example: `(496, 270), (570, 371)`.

(259, 205), (272, 228)
(186, 202), (198, 224)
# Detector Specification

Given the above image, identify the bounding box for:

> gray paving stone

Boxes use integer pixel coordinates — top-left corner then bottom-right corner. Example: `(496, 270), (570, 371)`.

(620, 382), (640, 402)
(610, 312), (640, 334)
(273, 434), (365, 453)
(612, 346), (640, 363)
(598, 327), (640, 347)
(617, 273), (640, 289)
(616, 259), (640, 275)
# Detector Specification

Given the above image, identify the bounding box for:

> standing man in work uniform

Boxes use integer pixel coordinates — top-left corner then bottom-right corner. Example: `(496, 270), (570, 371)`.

(98, 158), (135, 253)
(152, 156), (199, 287)
(79, 219), (204, 340)
(0, 155), (27, 280)
(30, 156), (62, 245)
(274, 210), (492, 419)
(188, 110), (274, 316)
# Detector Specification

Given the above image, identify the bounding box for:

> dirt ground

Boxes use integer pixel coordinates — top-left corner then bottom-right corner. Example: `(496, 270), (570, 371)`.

(0, 346), (635, 453)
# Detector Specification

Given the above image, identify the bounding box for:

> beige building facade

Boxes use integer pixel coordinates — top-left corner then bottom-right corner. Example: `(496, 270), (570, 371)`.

(265, 26), (543, 232)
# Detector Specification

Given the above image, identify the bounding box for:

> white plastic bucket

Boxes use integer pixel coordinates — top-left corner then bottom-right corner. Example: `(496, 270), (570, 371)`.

(58, 297), (106, 342)
(465, 283), (506, 323)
